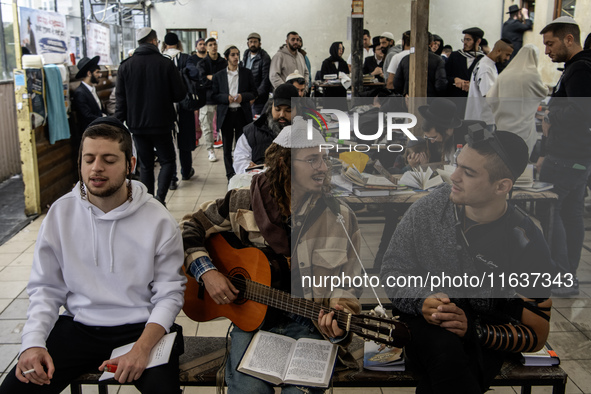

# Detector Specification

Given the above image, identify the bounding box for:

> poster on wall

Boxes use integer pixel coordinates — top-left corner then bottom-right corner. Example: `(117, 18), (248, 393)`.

(19, 7), (68, 63)
(86, 23), (113, 65)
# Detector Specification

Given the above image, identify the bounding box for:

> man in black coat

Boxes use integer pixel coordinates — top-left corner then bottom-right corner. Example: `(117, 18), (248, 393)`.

(72, 56), (105, 155)
(444, 27), (484, 115)
(393, 34), (447, 97)
(502, 5), (533, 59)
(242, 32), (271, 117)
(212, 45), (257, 180)
(538, 17), (591, 296)
(115, 28), (186, 205)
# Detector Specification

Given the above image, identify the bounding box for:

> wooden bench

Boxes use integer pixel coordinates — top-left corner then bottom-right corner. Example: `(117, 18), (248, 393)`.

(70, 336), (568, 394)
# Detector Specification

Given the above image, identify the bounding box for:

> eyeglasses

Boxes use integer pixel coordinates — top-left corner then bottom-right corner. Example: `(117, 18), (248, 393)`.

(464, 125), (517, 179)
(424, 135), (438, 141)
(294, 156), (331, 170)
(461, 38), (473, 43)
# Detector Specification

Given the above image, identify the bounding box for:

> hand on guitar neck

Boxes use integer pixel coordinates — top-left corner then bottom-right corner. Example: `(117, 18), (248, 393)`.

(201, 270), (239, 304)
(318, 304), (346, 339)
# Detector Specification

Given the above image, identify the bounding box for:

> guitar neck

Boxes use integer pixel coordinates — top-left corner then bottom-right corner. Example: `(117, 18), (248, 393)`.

(241, 278), (351, 328)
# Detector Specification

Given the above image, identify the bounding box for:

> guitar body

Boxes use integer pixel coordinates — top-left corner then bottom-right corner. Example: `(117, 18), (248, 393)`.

(183, 233), (271, 332)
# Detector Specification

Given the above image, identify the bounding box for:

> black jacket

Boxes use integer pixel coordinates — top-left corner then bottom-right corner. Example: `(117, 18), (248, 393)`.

(393, 52), (447, 97)
(502, 18), (533, 56)
(115, 43), (185, 134)
(242, 48), (272, 105)
(363, 56), (384, 82)
(212, 67), (257, 129)
(198, 55), (228, 104)
(321, 42), (349, 78)
(243, 113), (275, 166)
(445, 50), (483, 97)
(72, 83), (105, 134)
(545, 49), (591, 159)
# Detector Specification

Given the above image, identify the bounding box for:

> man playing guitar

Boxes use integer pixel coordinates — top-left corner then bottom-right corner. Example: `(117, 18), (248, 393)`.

(181, 117), (362, 393)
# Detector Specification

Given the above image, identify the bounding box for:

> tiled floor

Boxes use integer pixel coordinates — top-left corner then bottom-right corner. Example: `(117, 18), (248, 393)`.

(0, 145), (590, 393)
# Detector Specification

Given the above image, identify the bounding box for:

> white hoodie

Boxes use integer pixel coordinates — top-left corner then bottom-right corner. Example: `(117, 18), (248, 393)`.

(21, 181), (187, 354)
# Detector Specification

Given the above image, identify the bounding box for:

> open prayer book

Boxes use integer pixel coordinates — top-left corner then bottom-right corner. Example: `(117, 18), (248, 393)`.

(237, 330), (338, 388)
(99, 332), (177, 381)
(399, 167), (443, 190)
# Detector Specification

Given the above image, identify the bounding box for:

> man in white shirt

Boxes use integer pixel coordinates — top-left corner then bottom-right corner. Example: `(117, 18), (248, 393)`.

(386, 31), (411, 89)
(212, 46), (257, 180)
(347, 29), (374, 72)
(465, 39), (514, 125)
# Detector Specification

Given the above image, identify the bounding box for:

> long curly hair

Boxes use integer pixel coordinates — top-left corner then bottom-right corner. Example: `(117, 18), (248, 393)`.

(264, 143), (291, 217)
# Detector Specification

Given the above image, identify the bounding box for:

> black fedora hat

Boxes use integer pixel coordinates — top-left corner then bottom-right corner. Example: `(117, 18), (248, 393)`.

(507, 4), (520, 13)
(75, 56), (100, 80)
(418, 98), (463, 129)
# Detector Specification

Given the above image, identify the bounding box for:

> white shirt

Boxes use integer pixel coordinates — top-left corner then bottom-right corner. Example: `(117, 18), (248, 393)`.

(233, 134), (252, 174)
(227, 68), (240, 108)
(464, 56), (497, 125)
(82, 81), (101, 109)
(346, 47), (374, 65)
(386, 49), (411, 75)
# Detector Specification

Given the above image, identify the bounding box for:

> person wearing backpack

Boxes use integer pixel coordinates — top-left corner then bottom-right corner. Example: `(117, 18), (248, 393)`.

(163, 32), (199, 189)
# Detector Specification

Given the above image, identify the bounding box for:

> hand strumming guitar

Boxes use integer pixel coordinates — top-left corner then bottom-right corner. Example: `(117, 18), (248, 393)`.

(201, 270), (239, 304)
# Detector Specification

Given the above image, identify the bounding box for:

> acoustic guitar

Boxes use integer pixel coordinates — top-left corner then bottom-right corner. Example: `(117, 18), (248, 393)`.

(183, 233), (410, 348)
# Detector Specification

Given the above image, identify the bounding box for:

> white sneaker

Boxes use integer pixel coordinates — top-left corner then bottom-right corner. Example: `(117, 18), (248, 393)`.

(208, 150), (217, 162)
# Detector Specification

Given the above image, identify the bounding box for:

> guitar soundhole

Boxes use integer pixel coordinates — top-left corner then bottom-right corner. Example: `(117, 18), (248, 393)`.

(228, 268), (249, 305)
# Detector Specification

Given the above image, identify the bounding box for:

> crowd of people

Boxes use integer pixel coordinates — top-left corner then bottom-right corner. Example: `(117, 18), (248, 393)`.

(2, 8), (591, 394)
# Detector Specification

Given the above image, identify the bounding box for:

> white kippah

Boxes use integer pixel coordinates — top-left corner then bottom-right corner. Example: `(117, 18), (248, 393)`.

(545, 16), (578, 26)
(273, 117), (325, 148)
(286, 70), (305, 82)
(136, 27), (153, 42)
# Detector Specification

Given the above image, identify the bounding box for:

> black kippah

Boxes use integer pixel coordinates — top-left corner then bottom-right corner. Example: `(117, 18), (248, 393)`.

(87, 116), (130, 134)
(494, 130), (529, 180)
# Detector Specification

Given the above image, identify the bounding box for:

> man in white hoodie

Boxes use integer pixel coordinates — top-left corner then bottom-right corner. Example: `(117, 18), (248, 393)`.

(0, 117), (187, 394)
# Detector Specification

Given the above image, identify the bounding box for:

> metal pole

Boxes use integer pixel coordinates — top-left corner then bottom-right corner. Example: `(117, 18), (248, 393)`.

(80, 0), (87, 57)
(0, 4), (9, 76)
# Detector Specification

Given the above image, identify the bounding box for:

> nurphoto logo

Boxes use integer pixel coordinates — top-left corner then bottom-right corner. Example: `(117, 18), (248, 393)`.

(305, 108), (417, 153)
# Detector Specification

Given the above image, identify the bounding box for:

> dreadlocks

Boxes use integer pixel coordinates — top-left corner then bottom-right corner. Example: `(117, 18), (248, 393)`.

(264, 143), (292, 217)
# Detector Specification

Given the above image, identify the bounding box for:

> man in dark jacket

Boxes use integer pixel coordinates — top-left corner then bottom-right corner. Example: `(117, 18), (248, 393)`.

(212, 45), (257, 180)
(115, 28), (186, 205)
(72, 56), (105, 155)
(538, 17), (591, 296)
(242, 32), (271, 117)
(233, 83), (299, 175)
(502, 5), (533, 59)
(445, 27), (485, 114)
(198, 37), (228, 162)
(393, 34), (447, 97)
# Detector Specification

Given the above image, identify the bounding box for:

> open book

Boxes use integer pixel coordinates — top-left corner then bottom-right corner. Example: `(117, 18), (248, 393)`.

(99, 332), (177, 381)
(343, 164), (398, 189)
(363, 341), (405, 371)
(237, 330), (338, 388)
(399, 167), (443, 190)
(521, 343), (560, 366)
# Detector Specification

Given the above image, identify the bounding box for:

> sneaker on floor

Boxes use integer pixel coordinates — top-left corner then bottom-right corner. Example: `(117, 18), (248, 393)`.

(169, 179), (178, 190)
(182, 167), (196, 181)
(208, 150), (217, 162)
(213, 139), (223, 149)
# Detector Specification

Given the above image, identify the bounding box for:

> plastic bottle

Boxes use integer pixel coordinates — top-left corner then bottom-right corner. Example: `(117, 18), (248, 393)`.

(452, 144), (463, 166)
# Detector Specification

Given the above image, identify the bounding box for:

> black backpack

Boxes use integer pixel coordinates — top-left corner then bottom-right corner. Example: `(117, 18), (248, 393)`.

(168, 52), (207, 112)
(179, 67), (207, 111)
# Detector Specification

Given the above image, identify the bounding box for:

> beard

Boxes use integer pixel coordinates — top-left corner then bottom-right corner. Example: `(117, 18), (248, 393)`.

(90, 75), (99, 84)
(249, 45), (260, 53)
(267, 115), (289, 136)
(288, 43), (300, 52)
